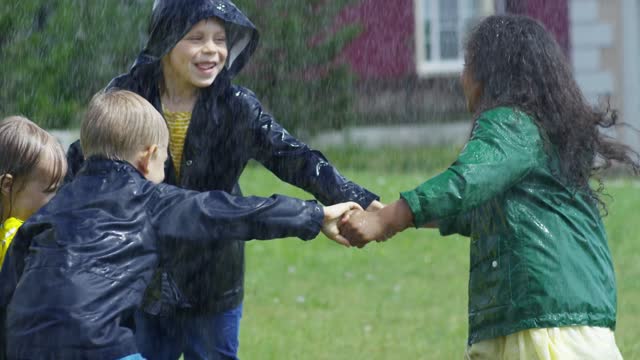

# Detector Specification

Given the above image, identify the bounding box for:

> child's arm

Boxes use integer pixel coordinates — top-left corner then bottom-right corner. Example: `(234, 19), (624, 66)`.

(149, 183), (331, 245)
(342, 109), (542, 245)
(398, 110), (543, 229)
(235, 87), (379, 209)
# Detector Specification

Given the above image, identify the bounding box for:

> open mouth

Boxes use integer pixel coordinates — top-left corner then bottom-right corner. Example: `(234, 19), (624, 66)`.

(195, 62), (217, 72)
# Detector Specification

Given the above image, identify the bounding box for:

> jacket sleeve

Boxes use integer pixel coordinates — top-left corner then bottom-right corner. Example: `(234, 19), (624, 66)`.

(147, 183), (324, 244)
(437, 211), (472, 237)
(400, 109), (544, 228)
(64, 140), (85, 184)
(234, 88), (379, 208)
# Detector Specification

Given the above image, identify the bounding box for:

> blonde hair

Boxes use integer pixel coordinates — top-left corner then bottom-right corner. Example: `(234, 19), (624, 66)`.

(81, 90), (168, 161)
(0, 116), (67, 219)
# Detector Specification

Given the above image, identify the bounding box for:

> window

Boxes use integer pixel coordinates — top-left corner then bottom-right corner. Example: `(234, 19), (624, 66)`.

(415, 0), (495, 76)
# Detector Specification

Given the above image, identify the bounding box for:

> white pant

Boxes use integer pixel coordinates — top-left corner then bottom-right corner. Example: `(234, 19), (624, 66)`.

(465, 326), (623, 360)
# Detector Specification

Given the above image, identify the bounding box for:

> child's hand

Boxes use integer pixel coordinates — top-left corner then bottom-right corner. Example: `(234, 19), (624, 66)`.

(366, 200), (385, 211)
(322, 202), (363, 247)
(339, 209), (390, 248)
(340, 199), (413, 248)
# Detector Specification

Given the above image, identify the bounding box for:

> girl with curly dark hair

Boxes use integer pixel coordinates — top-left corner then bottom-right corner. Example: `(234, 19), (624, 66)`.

(340, 14), (639, 359)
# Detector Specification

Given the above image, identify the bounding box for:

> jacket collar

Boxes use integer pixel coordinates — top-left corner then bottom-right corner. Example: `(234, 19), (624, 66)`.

(79, 157), (145, 178)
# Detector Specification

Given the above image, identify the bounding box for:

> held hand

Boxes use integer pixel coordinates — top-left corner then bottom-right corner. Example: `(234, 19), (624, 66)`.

(321, 202), (363, 247)
(366, 200), (385, 211)
(339, 199), (414, 248)
(338, 209), (392, 248)
(365, 200), (389, 242)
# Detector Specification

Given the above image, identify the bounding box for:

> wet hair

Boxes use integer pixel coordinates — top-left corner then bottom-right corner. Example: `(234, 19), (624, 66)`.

(464, 14), (640, 206)
(81, 90), (169, 161)
(0, 116), (67, 221)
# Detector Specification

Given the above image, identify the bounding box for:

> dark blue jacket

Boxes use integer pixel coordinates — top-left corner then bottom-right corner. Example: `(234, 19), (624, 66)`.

(66, 0), (378, 314)
(0, 159), (323, 359)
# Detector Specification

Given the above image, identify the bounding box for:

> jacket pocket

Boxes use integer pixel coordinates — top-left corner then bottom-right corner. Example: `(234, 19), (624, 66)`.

(468, 235), (512, 317)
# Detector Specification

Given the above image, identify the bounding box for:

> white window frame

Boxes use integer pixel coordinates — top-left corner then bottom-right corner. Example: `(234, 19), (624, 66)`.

(414, 0), (496, 77)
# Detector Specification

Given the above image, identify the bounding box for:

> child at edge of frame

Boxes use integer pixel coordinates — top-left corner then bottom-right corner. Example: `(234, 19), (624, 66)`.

(0, 115), (67, 360)
(339, 14), (640, 360)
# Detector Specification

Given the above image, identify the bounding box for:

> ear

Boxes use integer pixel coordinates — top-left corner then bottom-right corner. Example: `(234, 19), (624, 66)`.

(0, 174), (13, 196)
(134, 145), (159, 177)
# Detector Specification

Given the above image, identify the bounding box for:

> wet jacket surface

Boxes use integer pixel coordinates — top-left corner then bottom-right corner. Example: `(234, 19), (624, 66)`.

(66, 0), (378, 315)
(400, 107), (617, 344)
(0, 159), (323, 359)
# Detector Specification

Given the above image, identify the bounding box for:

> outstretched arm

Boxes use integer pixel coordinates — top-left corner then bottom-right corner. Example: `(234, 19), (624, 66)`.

(236, 87), (379, 208)
(148, 183), (325, 245)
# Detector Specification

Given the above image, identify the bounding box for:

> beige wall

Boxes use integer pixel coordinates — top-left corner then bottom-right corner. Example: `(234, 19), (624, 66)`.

(598, 0), (640, 151)
(599, 0), (623, 112)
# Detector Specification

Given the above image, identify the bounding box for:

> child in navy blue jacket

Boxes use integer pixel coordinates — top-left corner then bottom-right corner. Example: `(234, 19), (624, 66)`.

(64, 1), (381, 357)
(0, 90), (359, 360)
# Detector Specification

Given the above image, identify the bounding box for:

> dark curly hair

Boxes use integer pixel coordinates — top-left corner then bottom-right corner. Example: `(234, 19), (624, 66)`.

(464, 14), (639, 207)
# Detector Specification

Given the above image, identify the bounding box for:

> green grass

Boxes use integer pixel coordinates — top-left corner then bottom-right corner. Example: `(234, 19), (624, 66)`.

(319, 145), (463, 173)
(234, 165), (640, 359)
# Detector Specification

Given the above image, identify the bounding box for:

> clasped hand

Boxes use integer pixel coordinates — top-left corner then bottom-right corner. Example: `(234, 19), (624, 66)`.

(322, 200), (394, 248)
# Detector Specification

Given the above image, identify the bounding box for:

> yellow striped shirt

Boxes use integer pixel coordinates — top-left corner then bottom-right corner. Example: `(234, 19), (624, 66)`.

(163, 109), (192, 181)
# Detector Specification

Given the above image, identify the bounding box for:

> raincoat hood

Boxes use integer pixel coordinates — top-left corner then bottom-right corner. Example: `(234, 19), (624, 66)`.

(134, 0), (259, 79)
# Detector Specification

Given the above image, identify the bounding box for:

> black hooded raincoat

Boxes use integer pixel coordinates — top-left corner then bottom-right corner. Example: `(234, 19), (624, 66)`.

(66, 0), (378, 315)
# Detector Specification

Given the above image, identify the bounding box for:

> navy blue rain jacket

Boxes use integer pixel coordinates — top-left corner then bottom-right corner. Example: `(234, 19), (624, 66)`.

(66, 0), (378, 314)
(0, 159), (323, 359)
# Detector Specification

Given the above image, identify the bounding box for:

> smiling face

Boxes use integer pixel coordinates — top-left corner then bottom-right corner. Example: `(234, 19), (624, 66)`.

(161, 17), (229, 92)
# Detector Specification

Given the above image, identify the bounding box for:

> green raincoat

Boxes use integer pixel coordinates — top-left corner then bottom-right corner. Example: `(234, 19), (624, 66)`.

(400, 107), (617, 344)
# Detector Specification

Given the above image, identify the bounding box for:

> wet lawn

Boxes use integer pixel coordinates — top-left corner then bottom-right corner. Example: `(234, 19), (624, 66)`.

(235, 166), (639, 359)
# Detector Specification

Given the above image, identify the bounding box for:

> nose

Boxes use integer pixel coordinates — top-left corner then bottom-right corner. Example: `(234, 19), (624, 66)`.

(202, 39), (222, 55)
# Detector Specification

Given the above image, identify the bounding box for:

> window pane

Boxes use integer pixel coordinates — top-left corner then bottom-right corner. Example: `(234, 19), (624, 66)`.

(439, 0), (458, 59)
(462, 0), (495, 46)
(425, 21), (432, 60)
(423, 0), (432, 60)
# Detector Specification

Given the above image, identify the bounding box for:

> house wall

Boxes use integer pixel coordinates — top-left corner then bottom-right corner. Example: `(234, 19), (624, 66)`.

(621, 0), (640, 153)
(507, 0), (570, 54)
(570, 0), (640, 153)
(340, 0), (577, 126)
(339, 0), (414, 80)
(339, 0), (466, 124)
(598, 0), (626, 144)
(569, 0), (614, 105)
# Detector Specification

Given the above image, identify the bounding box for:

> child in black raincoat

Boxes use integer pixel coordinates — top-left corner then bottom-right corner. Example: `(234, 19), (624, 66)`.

(66, 1), (380, 358)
